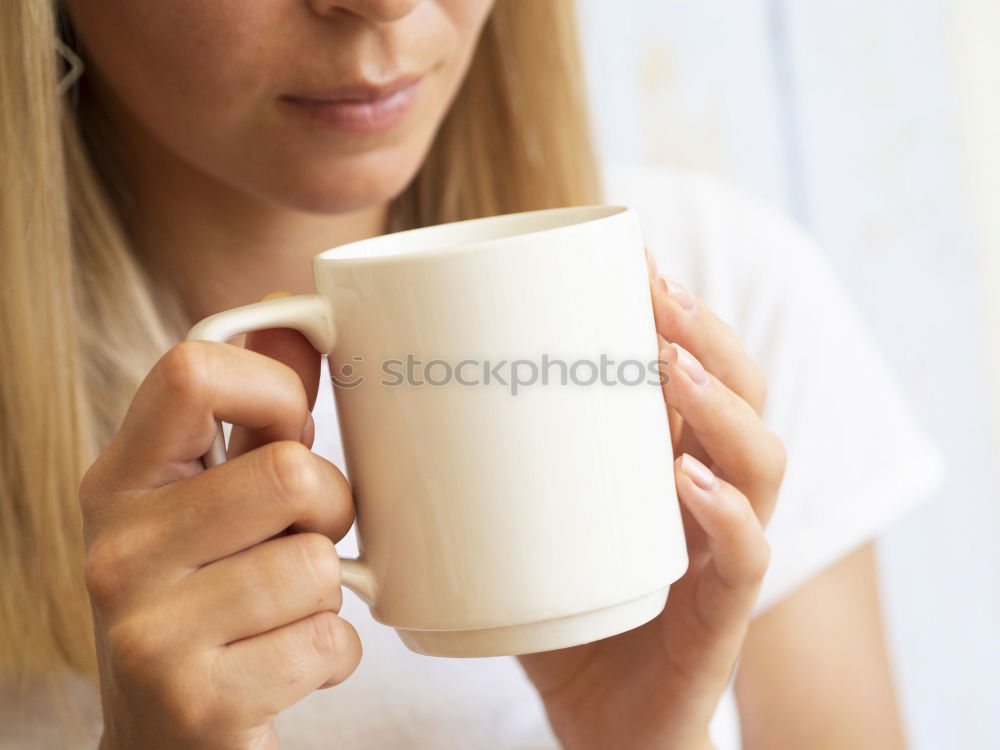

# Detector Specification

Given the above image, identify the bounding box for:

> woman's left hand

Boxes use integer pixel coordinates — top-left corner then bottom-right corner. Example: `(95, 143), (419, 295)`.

(518, 248), (787, 750)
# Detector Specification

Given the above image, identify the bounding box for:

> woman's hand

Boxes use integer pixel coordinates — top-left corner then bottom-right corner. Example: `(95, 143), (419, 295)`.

(518, 248), (787, 749)
(79, 327), (360, 750)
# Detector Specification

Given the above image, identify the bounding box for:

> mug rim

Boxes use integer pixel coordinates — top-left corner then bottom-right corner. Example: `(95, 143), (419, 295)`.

(314, 204), (631, 267)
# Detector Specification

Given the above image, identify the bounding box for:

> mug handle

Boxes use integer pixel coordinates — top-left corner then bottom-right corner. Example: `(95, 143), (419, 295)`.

(184, 293), (377, 605)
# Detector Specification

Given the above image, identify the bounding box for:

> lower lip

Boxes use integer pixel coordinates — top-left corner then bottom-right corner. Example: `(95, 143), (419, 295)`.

(281, 80), (422, 134)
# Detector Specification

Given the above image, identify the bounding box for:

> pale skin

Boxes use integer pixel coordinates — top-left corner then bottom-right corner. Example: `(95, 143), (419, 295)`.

(66, 0), (907, 748)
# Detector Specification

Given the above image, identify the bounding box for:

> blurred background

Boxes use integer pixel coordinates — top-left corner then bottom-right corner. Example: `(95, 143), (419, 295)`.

(574, 1), (999, 748)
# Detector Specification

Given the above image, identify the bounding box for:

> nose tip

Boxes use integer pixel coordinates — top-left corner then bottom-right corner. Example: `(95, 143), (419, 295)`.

(309, 0), (420, 24)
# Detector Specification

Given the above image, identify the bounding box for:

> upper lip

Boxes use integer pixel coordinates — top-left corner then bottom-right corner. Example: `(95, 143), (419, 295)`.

(283, 73), (423, 103)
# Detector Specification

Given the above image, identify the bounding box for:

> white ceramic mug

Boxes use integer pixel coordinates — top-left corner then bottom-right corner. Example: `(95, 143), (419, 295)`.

(185, 205), (688, 658)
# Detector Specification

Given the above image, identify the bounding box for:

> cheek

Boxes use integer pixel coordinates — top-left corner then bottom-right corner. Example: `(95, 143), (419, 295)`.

(75, 1), (280, 157)
(440, 0), (496, 34)
(436, 0), (494, 69)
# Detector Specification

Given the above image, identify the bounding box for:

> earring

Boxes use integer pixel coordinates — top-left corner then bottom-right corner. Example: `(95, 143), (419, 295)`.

(55, 36), (84, 98)
(55, 3), (84, 106)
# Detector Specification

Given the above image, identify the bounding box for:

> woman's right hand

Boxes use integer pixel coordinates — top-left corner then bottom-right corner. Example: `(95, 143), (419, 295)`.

(78, 333), (360, 750)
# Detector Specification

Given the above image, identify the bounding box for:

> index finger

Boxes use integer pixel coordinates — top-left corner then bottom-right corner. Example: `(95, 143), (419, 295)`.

(107, 340), (312, 490)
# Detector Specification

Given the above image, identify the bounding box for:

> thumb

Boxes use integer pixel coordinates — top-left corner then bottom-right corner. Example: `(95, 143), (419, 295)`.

(227, 292), (322, 459)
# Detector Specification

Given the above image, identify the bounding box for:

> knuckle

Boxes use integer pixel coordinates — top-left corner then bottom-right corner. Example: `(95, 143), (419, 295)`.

(766, 432), (788, 486)
(308, 611), (346, 660)
(729, 492), (758, 533)
(265, 440), (322, 500)
(732, 506), (770, 584)
(77, 462), (104, 515)
(281, 369), (311, 416)
(156, 341), (214, 404)
(743, 361), (768, 413)
(82, 556), (114, 608)
(83, 537), (134, 607)
(107, 614), (170, 674)
(718, 492), (772, 586)
(264, 360), (310, 420)
(78, 452), (125, 522)
(747, 536), (772, 582)
(723, 392), (746, 431)
(294, 532), (340, 586)
(754, 371), (769, 412)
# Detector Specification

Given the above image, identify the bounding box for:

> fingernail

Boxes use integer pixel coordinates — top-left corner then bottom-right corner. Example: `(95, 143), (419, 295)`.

(673, 343), (708, 385)
(680, 453), (718, 491)
(658, 276), (696, 312)
(261, 291), (294, 301)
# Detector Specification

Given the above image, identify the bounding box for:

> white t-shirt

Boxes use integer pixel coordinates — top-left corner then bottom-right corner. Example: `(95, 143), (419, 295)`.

(0, 163), (946, 749)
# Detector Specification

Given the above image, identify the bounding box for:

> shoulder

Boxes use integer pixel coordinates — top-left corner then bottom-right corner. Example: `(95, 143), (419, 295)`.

(599, 159), (802, 244)
(600, 159), (798, 233)
(599, 161), (840, 359)
(599, 160), (832, 291)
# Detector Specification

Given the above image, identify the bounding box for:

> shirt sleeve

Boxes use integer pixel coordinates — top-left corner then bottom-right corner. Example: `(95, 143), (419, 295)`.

(611, 164), (948, 615)
(0, 671), (103, 749)
(705, 175), (946, 614)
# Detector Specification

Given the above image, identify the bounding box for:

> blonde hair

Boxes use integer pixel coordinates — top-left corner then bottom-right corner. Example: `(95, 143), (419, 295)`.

(1, 0), (601, 730)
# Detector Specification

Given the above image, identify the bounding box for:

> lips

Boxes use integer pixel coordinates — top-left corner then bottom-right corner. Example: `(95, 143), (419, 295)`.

(282, 73), (424, 105)
(280, 74), (424, 134)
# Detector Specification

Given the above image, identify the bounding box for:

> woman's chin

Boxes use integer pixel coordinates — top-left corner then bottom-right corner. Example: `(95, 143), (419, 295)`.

(272, 164), (420, 216)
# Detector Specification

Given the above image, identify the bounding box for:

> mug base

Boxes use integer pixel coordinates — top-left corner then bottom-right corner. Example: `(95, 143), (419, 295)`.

(395, 586), (669, 658)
